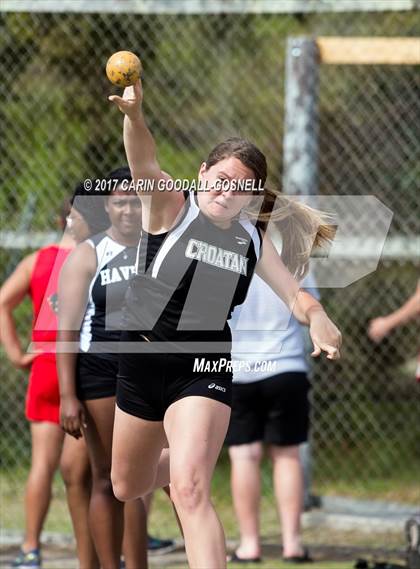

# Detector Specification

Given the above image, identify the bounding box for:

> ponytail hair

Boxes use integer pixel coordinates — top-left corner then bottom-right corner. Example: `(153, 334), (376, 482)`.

(245, 187), (335, 279)
(206, 137), (335, 278)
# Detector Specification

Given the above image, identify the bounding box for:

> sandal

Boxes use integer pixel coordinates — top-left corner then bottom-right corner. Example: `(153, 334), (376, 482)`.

(228, 551), (262, 563)
(283, 548), (313, 563)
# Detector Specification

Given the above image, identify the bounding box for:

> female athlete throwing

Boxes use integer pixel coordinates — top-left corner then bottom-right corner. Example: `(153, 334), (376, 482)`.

(108, 80), (342, 569)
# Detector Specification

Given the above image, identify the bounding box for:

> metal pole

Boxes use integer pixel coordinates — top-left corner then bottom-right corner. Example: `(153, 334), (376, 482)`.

(283, 37), (320, 509)
(283, 37), (319, 197)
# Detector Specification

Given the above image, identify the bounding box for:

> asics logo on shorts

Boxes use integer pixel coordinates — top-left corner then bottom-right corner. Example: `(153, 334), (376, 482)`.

(208, 383), (226, 393)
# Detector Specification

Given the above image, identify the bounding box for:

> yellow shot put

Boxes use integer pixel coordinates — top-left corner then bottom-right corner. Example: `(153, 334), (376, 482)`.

(106, 51), (142, 87)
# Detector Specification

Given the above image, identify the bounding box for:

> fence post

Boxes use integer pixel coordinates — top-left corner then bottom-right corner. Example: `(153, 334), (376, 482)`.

(283, 37), (319, 196)
(283, 37), (320, 509)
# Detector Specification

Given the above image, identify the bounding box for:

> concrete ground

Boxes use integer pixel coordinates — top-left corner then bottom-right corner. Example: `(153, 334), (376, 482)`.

(0, 540), (407, 569)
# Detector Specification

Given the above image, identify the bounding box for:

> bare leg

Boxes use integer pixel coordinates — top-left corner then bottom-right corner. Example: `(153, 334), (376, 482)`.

(228, 442), (263, 559)
(269, 445), (304, 558)
(22, 422), (64, 550)
(144, 488), (184, 542)
(162, 485), (184, 540)
(83, 397), (123, 569)
(142, 492), (153, 516)
(111, 406), (167, 502)
(60, 434), (99, 569)
(164, 397), (231, 569)
(83, 396), (148, 569)
(122, 499), (148, 569)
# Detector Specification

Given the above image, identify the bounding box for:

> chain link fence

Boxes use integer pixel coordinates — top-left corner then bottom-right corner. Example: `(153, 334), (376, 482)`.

(1, 2), (419, 551)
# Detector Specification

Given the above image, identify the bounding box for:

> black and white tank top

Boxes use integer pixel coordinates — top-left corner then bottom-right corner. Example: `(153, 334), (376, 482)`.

(80, 232), (136, 355)
(124, 192), (262, 348)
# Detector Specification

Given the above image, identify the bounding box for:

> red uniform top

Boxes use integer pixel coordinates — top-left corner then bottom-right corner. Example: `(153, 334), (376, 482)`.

(30, 245), (71, 351)
(26, 245), (71, 423)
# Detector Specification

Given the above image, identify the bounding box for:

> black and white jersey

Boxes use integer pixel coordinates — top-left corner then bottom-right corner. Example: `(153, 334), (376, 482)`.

(80, 232), (136, 355)
(124, 192), (262, 347)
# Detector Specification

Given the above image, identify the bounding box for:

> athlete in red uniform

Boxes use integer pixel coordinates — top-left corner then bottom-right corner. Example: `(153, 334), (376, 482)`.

(0, 199), (102, 569)
(26, 245), (72, 422)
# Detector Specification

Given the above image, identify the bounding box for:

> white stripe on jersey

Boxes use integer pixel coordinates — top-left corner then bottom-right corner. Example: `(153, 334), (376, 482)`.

(239, 218), (261, 261)
(79, 235), (125, 353)
(151, 193), (200, 279)
(134, 234), (142, 276)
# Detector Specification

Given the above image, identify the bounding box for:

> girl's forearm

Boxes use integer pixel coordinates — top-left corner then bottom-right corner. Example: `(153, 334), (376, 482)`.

(292, 290), (325, 326)
(385, 291), (420, 330)
(0, 310), (25, 362)
(56, 330), (79, 399)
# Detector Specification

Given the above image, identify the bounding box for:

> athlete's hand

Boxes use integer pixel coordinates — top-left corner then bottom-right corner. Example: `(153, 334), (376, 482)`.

(11, 352), (37, 369)
(108, 79), (143, 120)
(309, 310), (342, 360)
(60, 395), (87, 439)
(368, 316), (392, 343)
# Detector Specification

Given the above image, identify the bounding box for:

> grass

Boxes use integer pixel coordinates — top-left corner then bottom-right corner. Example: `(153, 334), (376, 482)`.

(1, 451), (417, 539)
(314, 477), (420, 504)
(1, 472), (407, 568)
(0, 472), (406, 553)
(0, 448), (412, 566)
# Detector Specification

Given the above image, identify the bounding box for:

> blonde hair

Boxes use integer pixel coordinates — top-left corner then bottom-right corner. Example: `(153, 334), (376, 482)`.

(245, 187), (336, 279)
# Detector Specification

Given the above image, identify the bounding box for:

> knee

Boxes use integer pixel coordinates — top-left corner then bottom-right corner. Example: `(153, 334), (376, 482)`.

(111, 477), (131, 502)
(171, 475), (206, 514)
(229, 442), (264, 463)
(60, 457), (90, 488)
(269, 444), (300, 462)
(91, 470), (114, 497)
(29, 459), (57, 481)
(111, 470), (152, 502)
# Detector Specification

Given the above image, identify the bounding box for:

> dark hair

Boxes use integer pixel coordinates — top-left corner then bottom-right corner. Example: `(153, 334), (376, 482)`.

(69, 167), (132, 234)
(206, 138), (334, 278)
(69, 181), (108, 234)
(206, 137), (267, 187)
(105, 166), (132, 188)
(58, 198), (71, 228)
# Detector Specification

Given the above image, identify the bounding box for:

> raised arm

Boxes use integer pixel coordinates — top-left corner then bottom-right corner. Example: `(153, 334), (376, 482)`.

(109, 80), (184, 231)
(256, 234), (342, 360)
(109, 81), (162, 181)
(57, 242), (96, 438)
(0, 253), (37, 368)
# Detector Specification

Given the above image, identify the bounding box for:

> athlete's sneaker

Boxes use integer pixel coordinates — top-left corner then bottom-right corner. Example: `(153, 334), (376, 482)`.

(11, 548), (41, 569)
(147, 534), (177, 555)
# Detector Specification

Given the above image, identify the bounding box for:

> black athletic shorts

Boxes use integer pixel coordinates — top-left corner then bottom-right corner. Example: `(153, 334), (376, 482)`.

(225, 371), (310, 447)
(76, 352), (119, 401)
(117, 332), (233, 421)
